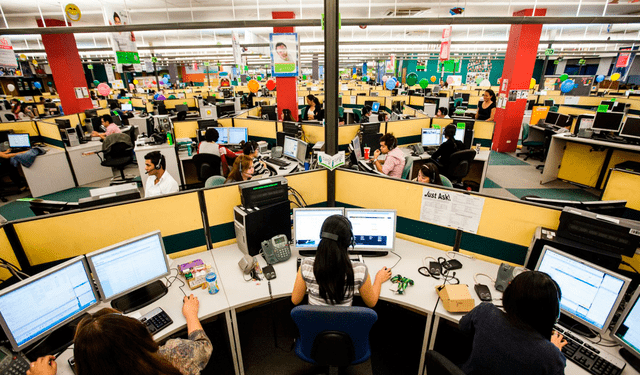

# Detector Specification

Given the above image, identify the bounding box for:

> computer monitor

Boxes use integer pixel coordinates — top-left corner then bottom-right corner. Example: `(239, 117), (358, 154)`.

(545, 111), (560, 125)
(296, 138), (308, 164)
(611, 102), (628, 113)
(217, 103), (236, 117)
(442, 124), (465, 143)
(86, 231), (171, 313)
(527, 100), (536, 110)
(360, 122), (380, 135)
(544, 99), (554, 107)
(283, 121), (301, 137)
(521, 197), (627, 217)
(84, 109), (98, 118)
(205, 96), (217, 105)
(261, 105), (277, 120)
(591, 112), (624, 133)
(371, 102), (380, 114)
(556, 113), (570, 128)
(535, 245), (630, 335)
(0, 256), (98, 352)
(620, 116), (640, 141)
(121, 103), (133, 111)
(283, 135), (299, 160)
(55, 118), (71, 130)
(217, 127), (248, 145)
(351, 134), (362, 160)
(421, 128), (441, 147)
(197, 119), (218, 130)
(7, 133), (30, 148)
(611, 287), (640, 372)
(600, 100), (615, 111)
(174, 104), (188, 113)
(293, 207), (346, 255)
(344, 209), (397, 256)
(432, 86), (440, 94)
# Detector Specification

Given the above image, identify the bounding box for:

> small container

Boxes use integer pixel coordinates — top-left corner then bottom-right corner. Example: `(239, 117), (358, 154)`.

(475, 143), (481, 154)
(304, 162), (310, 170)
(187, 144), (192, 156)
(206, 272), (219, 294)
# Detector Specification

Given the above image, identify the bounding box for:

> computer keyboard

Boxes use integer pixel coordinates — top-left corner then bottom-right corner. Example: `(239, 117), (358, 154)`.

(554, 325), (625, 375)
(264, 157), (290, 167)
(139, 307), (173, 335)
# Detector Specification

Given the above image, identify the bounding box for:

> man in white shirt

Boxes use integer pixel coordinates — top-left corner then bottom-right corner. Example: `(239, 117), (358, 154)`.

(144, 151), (179, 197)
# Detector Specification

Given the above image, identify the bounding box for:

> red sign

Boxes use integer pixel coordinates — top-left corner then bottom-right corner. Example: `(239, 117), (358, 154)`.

(439, 41), (450, 61)
(442, 26), (452, 41)
(616, 53), (630, 68)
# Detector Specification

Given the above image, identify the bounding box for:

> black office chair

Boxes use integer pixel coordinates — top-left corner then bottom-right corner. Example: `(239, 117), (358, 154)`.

(4, 114), (15, 122)
(516, 123), (545, 161)
(444, 149), (477, 188)
(192, 154), (222, 182)
(176, 111), (187, 121)
(97, 134), (135, 185)
(425, 350), (466, 375)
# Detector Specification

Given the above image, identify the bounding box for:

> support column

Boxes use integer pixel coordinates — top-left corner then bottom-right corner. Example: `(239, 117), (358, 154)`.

(324, 0), (339, 207)
(312, 54), (319, 81)
(37, 19), (92, 115)
(492, 8), (546, 153)
(272, 12), (298, 121)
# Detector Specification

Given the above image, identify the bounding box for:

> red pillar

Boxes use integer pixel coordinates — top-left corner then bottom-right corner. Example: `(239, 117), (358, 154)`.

(272, 12), (299, 121)
(492, 9), (546, 152)
(37, 19), (92, 115)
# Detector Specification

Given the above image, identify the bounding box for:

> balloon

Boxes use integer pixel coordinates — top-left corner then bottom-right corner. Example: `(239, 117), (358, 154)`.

(559, 73), (569, 82)
(129, 83), (135, 90)
(406, 73), (418, 86)
(168, 95), (176, 99)
(396, 81), (400, 87)
(164, 74), (170, 79)
(33, 81), (42, 89)
(385, 79), (395, 90)
(446, 76), (454, 84)
(382, 76), (388, 83)
(352, 73), (357, 79)
(162, 77), (169, 84)
(256, 76), (262, 81)
(475, 77), (483, 85)
(266, 79), (276, 91)
(362, 76), (368, 82)
(529, 78), (536, 89)
(611, 73), (621, 81)
(419, 78), (429, 89)
(92, 80), (99, 86)
(152, 80), (157, 85)
(133, 79), (139, 85)
(497, 77), (501, 84)
(480, 79), (491, 87)
(302, 75), (307, 80)
(595, 75), (605, 83)
(560, 79), (575, 93)
(430, 76), (437, 83)
(247, 79), (260, 93)
(97, 83), (111, 96)
(6, 84), (15, 92)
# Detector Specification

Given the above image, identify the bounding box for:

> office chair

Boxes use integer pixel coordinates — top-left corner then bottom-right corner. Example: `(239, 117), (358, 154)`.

(4, 114), (15, 122)
(204, 175), (225, 187)
(97, 134), (135, 185)
(176, 111), (187, 121)
(440, 175), (453, 188)
(192, 154), (222, 182)
(425, 350), (466, 375)
(401, 155), (413, 180)
(444, 149), (477, 188)
(291, 305), (377, 375)
(352, 108), (362, 123)
(516, 123), (545, 161)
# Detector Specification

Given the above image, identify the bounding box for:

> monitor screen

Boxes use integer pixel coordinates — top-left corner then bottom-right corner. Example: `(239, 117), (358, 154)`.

(620, 116), (640, 140)
(121, 103), (133, 111)
(0, 257), (98, 351)
(296, 138), (308, 164)
(422, 128), (441, 147)
(544, 99), (554, 107)
(344, 209), (397, 253)
(600, 101), (615, 111)
(612, 287), (640, 363)
(545, 111), (560, 125)
(7, 133), (30, 148)
(371, 102), (380, 113)
(293, 208), (345, 250)
(197, 119), (218, 130)
(591, 112), (624, 133)
(227, 128), (248, 144)
(535, 246), (630, 333)
(442, 125), (465, 143)
(556, 113), (570, 128)
(283, 135), (298, 159)
(351, 135), (362, 160)
(86, 231), (170, 301)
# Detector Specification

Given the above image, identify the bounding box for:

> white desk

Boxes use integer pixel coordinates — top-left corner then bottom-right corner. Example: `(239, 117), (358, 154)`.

(21, 146), (76, 197)
(134, 143), (182, 191)
(66, 141), (114, 185)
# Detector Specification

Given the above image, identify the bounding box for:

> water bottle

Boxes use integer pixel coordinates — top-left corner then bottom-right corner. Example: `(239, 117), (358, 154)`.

(206, 272), (219, 294)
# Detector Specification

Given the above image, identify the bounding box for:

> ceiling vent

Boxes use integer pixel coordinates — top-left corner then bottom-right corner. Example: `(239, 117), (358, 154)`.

(385, 8), (431, 17)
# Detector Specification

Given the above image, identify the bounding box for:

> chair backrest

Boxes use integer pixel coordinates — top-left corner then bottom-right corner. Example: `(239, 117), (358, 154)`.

(425, 350), (466, 375)
(291, 305), (377, 367)
(440, 175), (453, 188)
(401, 155), (413, 179)
(522, 123), (530, 141)
(104, 142), (133, 160)
(192, 153), (222, 181)
(4, 114), (15, 122)
(446, 149), (477, 182)
(454, 98), (463, 107)
(353, 108), (362, 123)
(205, 175), (226, 187)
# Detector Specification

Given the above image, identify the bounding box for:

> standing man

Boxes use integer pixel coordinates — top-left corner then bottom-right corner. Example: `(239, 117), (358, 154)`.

(144, 151), (179, 197)
(372, 133), (406, 178)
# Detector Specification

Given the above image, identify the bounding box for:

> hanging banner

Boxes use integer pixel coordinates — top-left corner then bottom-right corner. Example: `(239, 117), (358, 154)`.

(440, 26), (452, 61)
(105, 63), (116, 82)
(617, 50), (631, 68)
(0, 38), (18, 71)
(270, 33), (298, 77)
(232, 31), (243, 78)
(105, 9), (141, 71)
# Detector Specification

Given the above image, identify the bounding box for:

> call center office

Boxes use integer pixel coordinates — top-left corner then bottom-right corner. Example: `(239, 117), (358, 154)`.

(2, 3), (640, 375)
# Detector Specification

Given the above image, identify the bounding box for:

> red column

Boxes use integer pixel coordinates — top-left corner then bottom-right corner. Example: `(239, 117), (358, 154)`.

(272, 12), (298, 121)
(492, 9), (546, 152)
(37, 19), (92, 115)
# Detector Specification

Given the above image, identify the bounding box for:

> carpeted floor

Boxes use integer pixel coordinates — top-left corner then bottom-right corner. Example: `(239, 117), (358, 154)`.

(0, 187), (94, 221)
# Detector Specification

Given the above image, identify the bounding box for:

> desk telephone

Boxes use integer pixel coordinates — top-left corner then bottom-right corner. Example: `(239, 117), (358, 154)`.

(0, 346), (30, 375)
(261, 234), (291, 265)
(409, 144), (424, 155)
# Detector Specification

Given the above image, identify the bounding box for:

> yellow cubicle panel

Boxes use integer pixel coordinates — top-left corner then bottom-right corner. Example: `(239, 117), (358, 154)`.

(0, 121), (39, 136)
(557, 106), (595, 117)
(287, 170), (328, 206)
(174, 121), (199, 139)
(97, 100), (108, 108)
(14, 192), (205, 265)
(603, 150), (640, 183)
(409, 96), (425, 107)
(301, 124), (324, 144)
(351, 90), (369, 96)
(338, 125), (360, 146)
(473, 121), (495, 142)
(203, 184), (241, 228)
(538, 95), (565, 105)
(431, 118), (453, 128)
(234, 118), (277, 140)
(131, 98), (145, 108)
(36, 121), (63, 142)
(468, 96), (481, 107)
(36, 104), (45, 115)
(246, 107), (260, 117)
(218, 118), (233, 128)
(96, 108), (110, 117)
(0, 227), (22, 280)
(164, 98), (196, 109)
(578, 96), (605, 107)
(557, 142), (608, 188)
(386, 118), (430, 143)
(602, 169), (640, 211)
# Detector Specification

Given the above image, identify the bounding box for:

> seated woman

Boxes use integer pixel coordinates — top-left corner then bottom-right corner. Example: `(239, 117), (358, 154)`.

(413, 163), (442, 185)
(360, 105), (372, 123)
(224, 155), (254, 184)
(27, 294), (212, 375)
(198, 128), (237, 176)
(430, 124), (465, 173)
(435, 107), (449, 119)
(281, 108), (294, 122)
(302, 95), (323, 121)
(292, 215), (392, 307)
(460, 271), (567, 375)
(240, 140), (268, 176)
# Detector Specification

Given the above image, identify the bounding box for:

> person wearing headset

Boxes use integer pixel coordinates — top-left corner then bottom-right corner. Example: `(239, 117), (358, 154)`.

(224, 155), (254, 184)
(291, 215), (392, 307)
(413, 163), (442, 185)
(372, 133), (406, 178)
(360, 105), (372, 123)
(144, 151), (179, 197)
(459, 271), (567, 375)
(430, 124), (465, 173)
(240, 140), (268, 176)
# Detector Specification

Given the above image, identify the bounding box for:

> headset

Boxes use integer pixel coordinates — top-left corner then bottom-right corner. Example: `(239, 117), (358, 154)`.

(320, 215), (356, 249)
(155, 154), (164, 170)
(421, 165), (436, 182)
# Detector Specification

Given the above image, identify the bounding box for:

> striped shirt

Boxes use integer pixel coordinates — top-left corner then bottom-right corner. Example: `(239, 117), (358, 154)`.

(300, 257), (369, 306)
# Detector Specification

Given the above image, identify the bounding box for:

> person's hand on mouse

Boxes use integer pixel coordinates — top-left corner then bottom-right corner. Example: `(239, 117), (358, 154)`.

(375, 267), (392, 283)
(182, 294), (199, 319)
(26, 356), (56, 375)
(550, 331), (567, 350)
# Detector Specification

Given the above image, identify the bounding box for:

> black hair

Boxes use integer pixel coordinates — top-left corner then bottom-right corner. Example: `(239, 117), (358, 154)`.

(438, 107), (448, 116)
(379, 133), (397, 150)
(420, 163), (442, 185)
(307, 94), (321, 109)
(282, 108), (294, 122)
(102, 114), (113, 124)
(113, 12), (121, 22)
(314, 215), (355, 305)
(503, 271), (561, 340)
(205, 128), (219, 142)
(362, 105), (372, 116)
(443, 124), (457, 139)
(275, 42), (287, 49)
(144, 151), (165, 170)
(484, 89), (497, 103)
(377, 113), (387, 122)
(241, 140), (258, 155)
(109, 101), (119, 110)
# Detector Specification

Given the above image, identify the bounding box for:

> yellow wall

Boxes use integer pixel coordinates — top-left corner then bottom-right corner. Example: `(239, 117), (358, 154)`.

(234, 118), (277, 139)
(35, 120), (63, 141)
(0, 121), (39, 136)
(387, 118), (430, 141)
(174, 121), (199, 139)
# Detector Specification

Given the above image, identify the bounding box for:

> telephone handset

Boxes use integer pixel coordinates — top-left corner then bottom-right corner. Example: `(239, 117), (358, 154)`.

(261, 234), (291, 265)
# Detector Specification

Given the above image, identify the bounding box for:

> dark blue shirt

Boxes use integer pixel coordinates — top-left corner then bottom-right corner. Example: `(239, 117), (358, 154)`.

(459, 303), (566, 375)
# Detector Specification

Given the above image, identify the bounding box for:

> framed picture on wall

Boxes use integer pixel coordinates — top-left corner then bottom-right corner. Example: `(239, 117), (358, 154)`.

(270, 33), (298, 77)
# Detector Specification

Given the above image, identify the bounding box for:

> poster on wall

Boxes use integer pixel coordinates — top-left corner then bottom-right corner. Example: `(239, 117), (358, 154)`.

(0, 38), (18, 75)
(270, 33), (298, 77)
(104, 8), (141, 72)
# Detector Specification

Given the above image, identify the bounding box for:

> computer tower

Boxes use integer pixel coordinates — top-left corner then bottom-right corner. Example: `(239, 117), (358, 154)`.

(233, 201), (291, 256)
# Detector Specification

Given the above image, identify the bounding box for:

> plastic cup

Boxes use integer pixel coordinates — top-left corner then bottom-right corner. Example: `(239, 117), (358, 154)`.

(206, 272), (219, 294)
(364, 147), (371, 159)
(304, 162), (310, 170)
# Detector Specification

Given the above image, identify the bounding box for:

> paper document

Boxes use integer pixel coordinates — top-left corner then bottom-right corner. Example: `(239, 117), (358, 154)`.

(317, 152), (345, 171)
(419, 187), (485, 234)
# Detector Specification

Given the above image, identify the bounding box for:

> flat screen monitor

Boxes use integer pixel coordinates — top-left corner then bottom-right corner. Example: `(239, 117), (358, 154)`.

(0, 256), (98, 351)
(545, 111), (560, 125)
(283, 135), (298, 160)
(371, 102), (380, 114)
(535, 245), (630, 334)
(432, 86), (440, 94)
(620, 116), (640, 140)
(283, 121), (301, 136)
(217, 103), (235, 117)
(121, 103), (133, 111)
(261, 105), (277, 120)
(84, 109), (98, 118)
(611, 102), (628, 113)
(351, 135), (362, 160)
(197, 119), (218, 130)
(600, 100), (615, 111)
(421, 128), (441, 147)
(442, 124), (465, 143)
(296, 138), (308, 164)
(611, 287), (640, 368)
(592, 112), (624, 133)
(360, 122), (380, 135)
(293, 207), (345, 253)
(556, 113), (570, 128)
(55, 118), (71, 129)
(174, 104), (188, 113)
(527, 100), (536, 110)
(521, 197), (627, 217)
(7, 133), (30, 148)
(544, 99), (554, 107)
(86, 231), (170, 304)
(344, 209), (397, 255)
(217, 127), (248, 145)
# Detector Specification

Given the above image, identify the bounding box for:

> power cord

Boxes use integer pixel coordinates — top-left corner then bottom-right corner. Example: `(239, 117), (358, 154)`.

(164, 268), (187, 296)
(473, 273), (496, 285)
(388, 251), (402, 270)
(446, 251), (474, 260)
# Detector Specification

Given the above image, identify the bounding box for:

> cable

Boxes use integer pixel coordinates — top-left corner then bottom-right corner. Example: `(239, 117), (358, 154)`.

(24, 332), (53, 356)
(446, 251), (474, 260)
(473, 273), (496, 285)
(388, 251), (402, 270)
(164, 268), (187, 296)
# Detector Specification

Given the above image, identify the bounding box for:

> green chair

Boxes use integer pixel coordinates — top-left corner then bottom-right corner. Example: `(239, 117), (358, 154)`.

(516, 123), (545, 161)
(401, 155), (414, 180)
(550, 105), (559, 112)
(338, 106), (344, 118)
(453, 98), (463, 108)
(205, 176), (225, 187)
(440, 175), (453, 188)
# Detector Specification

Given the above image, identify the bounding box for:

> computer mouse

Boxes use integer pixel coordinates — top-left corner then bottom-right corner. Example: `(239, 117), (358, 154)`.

(474, 284), (492, 301)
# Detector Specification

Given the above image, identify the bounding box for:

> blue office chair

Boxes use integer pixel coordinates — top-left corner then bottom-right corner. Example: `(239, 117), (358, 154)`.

(401, 155), (413, 180)
(516, 123), (544, 161)
(440, 175), (453, 188)
(205, 175), (225, 187)
(425, 350), (466, 375)
(291, 305), (377, 374)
